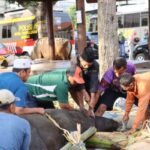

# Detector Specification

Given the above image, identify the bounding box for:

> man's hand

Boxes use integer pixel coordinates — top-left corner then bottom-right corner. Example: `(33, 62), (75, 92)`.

(125, 128), (137, 135)
(123, 113), (129, 122)
(80, 107), (95, 118)
(88, 109), (95, 118)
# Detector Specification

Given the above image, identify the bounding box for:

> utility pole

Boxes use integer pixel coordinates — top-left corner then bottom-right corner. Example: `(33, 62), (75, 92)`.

(76, 0), (86, 54)
(46, 0), (55, 59)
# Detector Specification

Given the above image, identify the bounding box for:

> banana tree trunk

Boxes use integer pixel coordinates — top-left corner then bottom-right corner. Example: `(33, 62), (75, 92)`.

(86, 132), (128, 149)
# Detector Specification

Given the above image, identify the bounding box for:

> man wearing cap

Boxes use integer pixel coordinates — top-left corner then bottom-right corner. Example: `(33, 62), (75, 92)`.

(71, 47), (99, 115)
(0, 89), (31, 150)
(0, 58), (45, 115)
(26, 66), (85, 110)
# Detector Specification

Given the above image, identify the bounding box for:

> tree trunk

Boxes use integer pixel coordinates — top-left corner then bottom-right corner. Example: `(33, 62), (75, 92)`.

(98, 0), (118, 79)
(46, 0), (55, 59)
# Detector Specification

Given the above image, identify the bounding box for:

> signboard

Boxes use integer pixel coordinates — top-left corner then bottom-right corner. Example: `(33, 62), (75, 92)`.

(76, 10), (82, 24)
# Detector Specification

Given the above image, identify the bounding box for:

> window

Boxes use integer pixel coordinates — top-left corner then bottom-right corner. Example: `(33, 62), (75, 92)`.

(142, 18), (148, 26)
(124, 13), (140, 28)
(89, 18), (97, 32)
(141, 12), (148, 26)
(2, 25), (12, 38)
(118, 16), (124, 28)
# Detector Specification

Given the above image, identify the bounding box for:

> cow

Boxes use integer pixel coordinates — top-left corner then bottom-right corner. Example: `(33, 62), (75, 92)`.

(31, 37), (72, 60)
(22, 109), (119, 150)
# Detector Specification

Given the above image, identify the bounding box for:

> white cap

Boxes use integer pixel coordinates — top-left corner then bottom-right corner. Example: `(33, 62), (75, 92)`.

(13, 58), (31, 69)
(0, 89), (19, 106)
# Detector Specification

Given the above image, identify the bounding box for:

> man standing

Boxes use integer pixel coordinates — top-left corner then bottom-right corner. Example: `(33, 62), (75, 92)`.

(26, 66), (86, 110)
(90, 57), (136, 117)
(0, 58), (45, 115)
(0, 89), (31, 150)
(119, 72), (150, 134)
(118, 32), (126, 58)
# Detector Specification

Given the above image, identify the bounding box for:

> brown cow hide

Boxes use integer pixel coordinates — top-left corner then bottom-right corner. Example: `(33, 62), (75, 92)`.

(22, 109), (118, 150)
(31, 37), (71, 60)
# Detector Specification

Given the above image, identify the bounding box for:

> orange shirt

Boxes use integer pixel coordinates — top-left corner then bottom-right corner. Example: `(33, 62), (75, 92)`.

(125, 72), (150, 129)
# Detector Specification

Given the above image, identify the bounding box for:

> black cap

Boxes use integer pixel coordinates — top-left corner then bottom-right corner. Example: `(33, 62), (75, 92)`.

(81, 47), (95, 63)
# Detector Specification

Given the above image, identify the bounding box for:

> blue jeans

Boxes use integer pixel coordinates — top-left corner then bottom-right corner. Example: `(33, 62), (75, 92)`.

(119, 44), (125, 57)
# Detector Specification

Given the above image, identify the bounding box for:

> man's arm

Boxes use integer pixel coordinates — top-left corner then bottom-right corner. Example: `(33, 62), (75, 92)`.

(15, 87), (45, 115)
(132, 94), (150, 129)
(89, 90), (102, 109)
(81, 89), (90, 102)
(15, 106), (45, 115)
(89, 76), (110, 110)
(123, 92), (135, 123)
(56, 82), (74, 110)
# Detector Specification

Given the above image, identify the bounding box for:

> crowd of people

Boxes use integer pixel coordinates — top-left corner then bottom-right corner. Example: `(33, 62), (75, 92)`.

(0, 46), (150, 149)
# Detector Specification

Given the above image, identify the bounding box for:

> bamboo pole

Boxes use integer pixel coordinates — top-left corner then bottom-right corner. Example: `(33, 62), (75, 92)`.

(60, 127), (97, 150)
(86, 132), (128, 149)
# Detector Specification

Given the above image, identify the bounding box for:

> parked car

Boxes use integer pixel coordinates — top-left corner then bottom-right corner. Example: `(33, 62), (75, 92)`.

(133, 42), (149, 61)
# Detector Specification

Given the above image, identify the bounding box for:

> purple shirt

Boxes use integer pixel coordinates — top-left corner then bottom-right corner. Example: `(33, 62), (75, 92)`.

(98, 61), (136, 92)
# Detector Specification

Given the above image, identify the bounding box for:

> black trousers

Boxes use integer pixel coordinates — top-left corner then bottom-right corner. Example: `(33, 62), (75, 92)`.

(94, 88), (139, 112)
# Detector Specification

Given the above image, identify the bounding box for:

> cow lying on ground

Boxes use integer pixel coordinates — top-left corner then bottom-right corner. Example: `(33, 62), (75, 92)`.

(31, 37), (71, 60)
(22, 109), (119, 150)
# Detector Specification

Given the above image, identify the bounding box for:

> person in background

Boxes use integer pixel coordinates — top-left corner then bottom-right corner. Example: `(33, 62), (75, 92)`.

(119, 72), (150, 134)
(118, 32), (126, 58)
(129, 31), (140, 60)
(140, 29), (149, 45)
(26, 66), (86, 110)
(70, 47), (99, 116)
(90, 57), (136, 117)
(0, 89), (31, 150)
(0, 58), (45, 115)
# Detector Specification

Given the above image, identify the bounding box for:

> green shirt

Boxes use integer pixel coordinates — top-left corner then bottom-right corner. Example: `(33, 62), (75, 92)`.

(26, 69), (68, 103)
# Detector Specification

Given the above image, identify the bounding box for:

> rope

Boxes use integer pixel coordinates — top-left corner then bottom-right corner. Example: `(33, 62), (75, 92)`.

(45, 112), (85, 148)
(142, 120), (150, 133)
